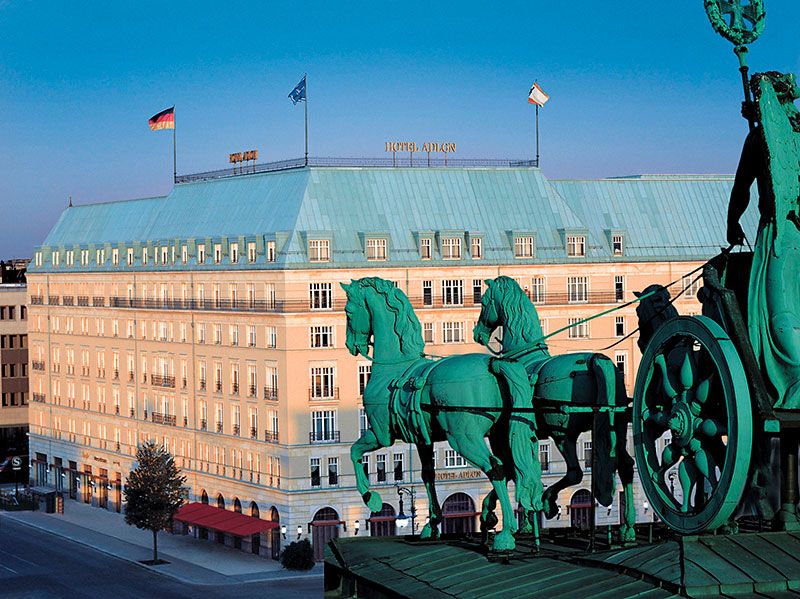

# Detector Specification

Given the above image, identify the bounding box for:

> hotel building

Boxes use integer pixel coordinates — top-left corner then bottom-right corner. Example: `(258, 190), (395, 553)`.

(26, 161), (754, 559)
(1, 260), (29, 465)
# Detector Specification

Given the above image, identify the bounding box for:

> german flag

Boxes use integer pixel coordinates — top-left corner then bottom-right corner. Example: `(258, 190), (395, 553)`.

(148, 106), (175, 131)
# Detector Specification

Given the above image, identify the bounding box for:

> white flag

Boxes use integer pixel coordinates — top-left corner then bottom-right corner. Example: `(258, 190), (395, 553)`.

(528, 82), (550, 107)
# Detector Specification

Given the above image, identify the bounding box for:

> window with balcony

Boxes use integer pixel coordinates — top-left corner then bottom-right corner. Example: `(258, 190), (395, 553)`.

(514, 236), (534, 258)
(366, 238), (387, 261)
(308, 239), (330, 262)
(265, 326), (277, 349)
(441, 279), (463, 306)
(310, 366), (336, 399)
(422, 280), (433, 307)
(567, 235), (586, 257)
(532, 277), (546, 304)
(472, 279), (482, 304)
(310, 410), (338, 443)
(614, 275), (624, 302)
(309, 282), (332, 310)
(567, 276), (588, 303)
(441, 237), (461, 260)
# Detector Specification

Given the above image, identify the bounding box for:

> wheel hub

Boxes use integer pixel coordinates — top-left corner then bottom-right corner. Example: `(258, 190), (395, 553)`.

(668, 402), (694, 446)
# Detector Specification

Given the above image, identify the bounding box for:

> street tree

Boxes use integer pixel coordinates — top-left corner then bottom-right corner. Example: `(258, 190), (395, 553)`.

(124, 441), (186, 563)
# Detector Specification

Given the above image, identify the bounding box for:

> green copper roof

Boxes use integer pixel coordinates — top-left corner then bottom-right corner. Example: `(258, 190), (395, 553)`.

(31, 166), (758, 273)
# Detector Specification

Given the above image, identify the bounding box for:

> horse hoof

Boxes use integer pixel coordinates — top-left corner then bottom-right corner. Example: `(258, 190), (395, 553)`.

(491, 530), (516, 552)
(543, 500), (558, 520)
(480, 512), (499, 531)
(420, 524), (439, 539)
(363, 491), (383, 513)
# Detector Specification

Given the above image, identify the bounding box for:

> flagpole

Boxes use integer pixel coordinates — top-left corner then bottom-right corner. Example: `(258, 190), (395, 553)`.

(304, 74), (309, 166)
(173, 106), (177, 183)
(535, 104), (540, 167)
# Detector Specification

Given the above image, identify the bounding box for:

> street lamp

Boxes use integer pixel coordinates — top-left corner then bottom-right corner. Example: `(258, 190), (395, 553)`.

(296, 525), (303, 540)
(281, 525), (287, 540)
(354, 520), (360, 535)
(395, 485), (416, 533)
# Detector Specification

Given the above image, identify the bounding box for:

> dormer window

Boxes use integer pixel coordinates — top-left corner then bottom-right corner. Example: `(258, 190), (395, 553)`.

(366, 238), (387, 261)
(112, 249), (119, 266)
(247, 242), (256, 263)
(309, 239), (330, 262)
(81, 250), (89, 266)
(567, 235), (586, 257)
(471, 237), (483, 259)
(420, 238), (432, 260)
(214, 244), (222, 264)
(197, 244), (206, 264)
(441, 237), (462, 260)
(267, 241), (276, 262)
(142, 247), (148, 265)
(52, 251), (60, 267)
(230, 242), (239, 263)
(514, 236), (534, 258)
(181, 245), (188, 264)
(127, 248), (134, 266)
(612, 234), (624, 256)
(161, 246), (168, 264)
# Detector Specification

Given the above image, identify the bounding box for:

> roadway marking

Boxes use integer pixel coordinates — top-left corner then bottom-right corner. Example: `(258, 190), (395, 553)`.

(0, 563), (18, 575)
(0, 548), (38, 567)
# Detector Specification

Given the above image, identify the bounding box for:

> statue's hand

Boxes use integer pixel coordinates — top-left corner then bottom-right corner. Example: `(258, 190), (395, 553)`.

(741, 101), (757, 123)
(727, 221), (745, 246)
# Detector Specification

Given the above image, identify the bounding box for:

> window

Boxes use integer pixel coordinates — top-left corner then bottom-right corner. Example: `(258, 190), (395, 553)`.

(52, 251), (60, 267)
(532, 277), (546, 304)
(310, 410), (337, 442)
(359, 407), (369, 436)
(471, 237), (482, 259)
(514, 236), (534, 258)
(328, 457), (339, 485)
(35, 252), (42, 266)
(615, 352), (628, 382)
(393, 452), (404, 481)
(422, 281), (433, 307)
(247, 325), (256, 347)
(615, 275), (625, 302)
(567, 235), (586, 257)
(358, 364), (371, 396)
(567, 276), (588, 303)
(568, 317), (589, 339)
(247, 242), (256, 263)
(181, 245), (188, 264)
(267, 241), (276, 262)
(310, 325), (334, 348)
(583, 440), (592, 469)
(126, 248), (133, 266)
(96, 249), (105, 265)
(420, 238), (432, 260)
(423, 322), (434, 343)
(366, 238), (387, 261)
(310, 366), (336, 399)
(141, 247), (148, 265)
(309, 239), (330, 262)
(230, 242), (238, 263)
(309, 282), (333, 310)
(213, 244), (222, 264)
(472, 279), (482, 304)
(376, 454), (387, 483)
(612, 234), (624, 256)
(230, 325), (239, 346)
(310, 458), (321, 487)
(444, 449), (467, 468)
(615, 316), (625, 337)
(442, 321), (464, 343)
(111, 249), (119, 266)
(160, 246), (168, 265)
(539, 443), (550, 472)
(265, 326), (277, 349)
(441, 279), (463, 306)
(683, 275), (700, 297)
(197, 244), (205, 264)
(441, 237), (461, 260)
(80, 249), (89, 266)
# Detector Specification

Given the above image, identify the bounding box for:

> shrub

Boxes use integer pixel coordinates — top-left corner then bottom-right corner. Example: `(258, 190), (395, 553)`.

(280, 539), (315, 570)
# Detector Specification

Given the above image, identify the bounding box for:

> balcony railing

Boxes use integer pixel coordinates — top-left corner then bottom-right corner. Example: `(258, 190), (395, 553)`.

(48, 295), (60, 306)
(250, 426), (258, 439)
(233, 424), (240, 436)
(151, 412), (177, 426)
(264, 430), (279, 443)
(92, 296), (105, 307)
(200, 418), (207, 431)
(309, 387), (339, 401)
(216, 422), (223, 433)
(30, 296), (43, 305)
(77, 296), (89, 306)
(62, 296), (74, 306)
(231, 383), (239, 395)
(264, 386), (278, 401)
(151, 374), (176, 388)
(248, 384), (257, 397)
(32, 361), (46, 371)
(32, 393), (46, 403)
(309, 430), (340, 444)
(199, 379), (207, 391)
(215, 382), (222, 393)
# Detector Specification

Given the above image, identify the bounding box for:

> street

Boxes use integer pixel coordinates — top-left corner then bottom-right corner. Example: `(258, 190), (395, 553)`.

(0, 516), (322, 598)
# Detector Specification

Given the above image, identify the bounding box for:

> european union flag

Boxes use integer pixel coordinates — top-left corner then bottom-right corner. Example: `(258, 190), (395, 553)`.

(289, 75), (306, 104)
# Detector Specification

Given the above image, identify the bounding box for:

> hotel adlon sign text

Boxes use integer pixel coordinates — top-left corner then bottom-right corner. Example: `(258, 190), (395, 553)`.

(385, 141), (457, 154)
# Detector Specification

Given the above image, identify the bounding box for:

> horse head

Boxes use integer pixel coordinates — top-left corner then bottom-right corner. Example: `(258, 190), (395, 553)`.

(474, 276), (545, 354)
(473, 278), (500, 346)
(634, 284), (678, 353)
(341, 280), (372, 358)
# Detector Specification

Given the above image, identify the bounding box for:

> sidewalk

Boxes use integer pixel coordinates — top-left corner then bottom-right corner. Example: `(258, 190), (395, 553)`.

(1, 499), (322, 585)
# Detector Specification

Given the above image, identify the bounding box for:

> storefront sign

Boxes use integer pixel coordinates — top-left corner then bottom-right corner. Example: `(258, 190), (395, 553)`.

(435, 469), (482, 481)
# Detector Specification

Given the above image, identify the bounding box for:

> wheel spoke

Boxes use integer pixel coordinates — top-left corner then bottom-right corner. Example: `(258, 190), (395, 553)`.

(679, 351), (694, 391)
(678, 459), (699, 513)
(692, 448), (718, 491)
(655, 353), (677, 401)
(697, 418), (726, 438)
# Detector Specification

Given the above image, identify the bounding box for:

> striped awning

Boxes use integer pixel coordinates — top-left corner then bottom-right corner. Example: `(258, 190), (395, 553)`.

(174, 502), (278, 537)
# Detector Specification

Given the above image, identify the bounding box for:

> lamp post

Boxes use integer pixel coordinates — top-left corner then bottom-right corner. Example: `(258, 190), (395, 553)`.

(395, 485), (417, 534)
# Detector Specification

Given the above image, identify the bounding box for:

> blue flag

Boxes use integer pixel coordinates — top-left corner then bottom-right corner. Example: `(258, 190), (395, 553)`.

(289, 75), (306, 104)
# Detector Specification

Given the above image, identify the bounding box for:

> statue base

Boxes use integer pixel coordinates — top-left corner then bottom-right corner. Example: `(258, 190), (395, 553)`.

(325, 531), (800, 598)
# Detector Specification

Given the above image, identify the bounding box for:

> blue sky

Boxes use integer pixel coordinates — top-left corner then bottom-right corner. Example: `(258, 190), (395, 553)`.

(0, 0), (797, 258)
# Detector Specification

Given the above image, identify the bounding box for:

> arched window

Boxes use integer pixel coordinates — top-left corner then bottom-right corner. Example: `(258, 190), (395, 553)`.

(369, 503), (396, 537)
(311, 507), (340, 561)
(233, 497), (242, 513)
(570, 489), (593, 530)
(442, 493), (476, 535)
(217, 494), (225, 509)
(269, 506), (280, 560)
(200, 490), (208, 504)
(250, 501), (260, 519)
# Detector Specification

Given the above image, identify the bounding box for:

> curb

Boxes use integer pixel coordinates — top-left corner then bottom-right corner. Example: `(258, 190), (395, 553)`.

(1, 513), (322, 586)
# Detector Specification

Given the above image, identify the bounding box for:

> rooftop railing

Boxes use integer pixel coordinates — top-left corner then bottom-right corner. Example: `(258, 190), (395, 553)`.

(175, 156), (539, 184)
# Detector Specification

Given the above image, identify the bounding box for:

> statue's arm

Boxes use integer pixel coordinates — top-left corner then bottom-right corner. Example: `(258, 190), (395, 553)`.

(727, 129), (759, 245)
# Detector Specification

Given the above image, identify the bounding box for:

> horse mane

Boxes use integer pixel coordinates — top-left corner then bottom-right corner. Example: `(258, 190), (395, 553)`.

(358, 277), (425, 356)
(636, 284), (678, 352)
(492, 276), (544, 345)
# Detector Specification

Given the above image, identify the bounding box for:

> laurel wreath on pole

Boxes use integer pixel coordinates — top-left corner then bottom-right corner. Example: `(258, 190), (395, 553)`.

(704, 0), (766, 46)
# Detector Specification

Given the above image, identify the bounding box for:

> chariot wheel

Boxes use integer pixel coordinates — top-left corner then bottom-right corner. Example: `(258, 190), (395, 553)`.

(632, 315), (752, 534)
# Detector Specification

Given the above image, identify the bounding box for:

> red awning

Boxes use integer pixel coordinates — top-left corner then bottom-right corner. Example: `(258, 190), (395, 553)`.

(174, 502), (278, 537)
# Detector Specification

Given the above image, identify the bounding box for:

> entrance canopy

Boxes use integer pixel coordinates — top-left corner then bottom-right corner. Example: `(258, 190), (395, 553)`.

(174, 502), (278, 537)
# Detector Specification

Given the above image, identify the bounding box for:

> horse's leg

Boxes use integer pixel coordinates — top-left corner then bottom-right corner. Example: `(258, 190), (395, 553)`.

(417, 443), (442, 539)
(616, 427), (637, 543)
(350, 429), (386, 513)
(480, 489), (499, 544)
(450, 432), (517, 552)
(542, 435), (583, 519)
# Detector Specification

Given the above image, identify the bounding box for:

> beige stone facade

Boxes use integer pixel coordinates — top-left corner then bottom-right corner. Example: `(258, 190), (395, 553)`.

(1, 284), (28, 457)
